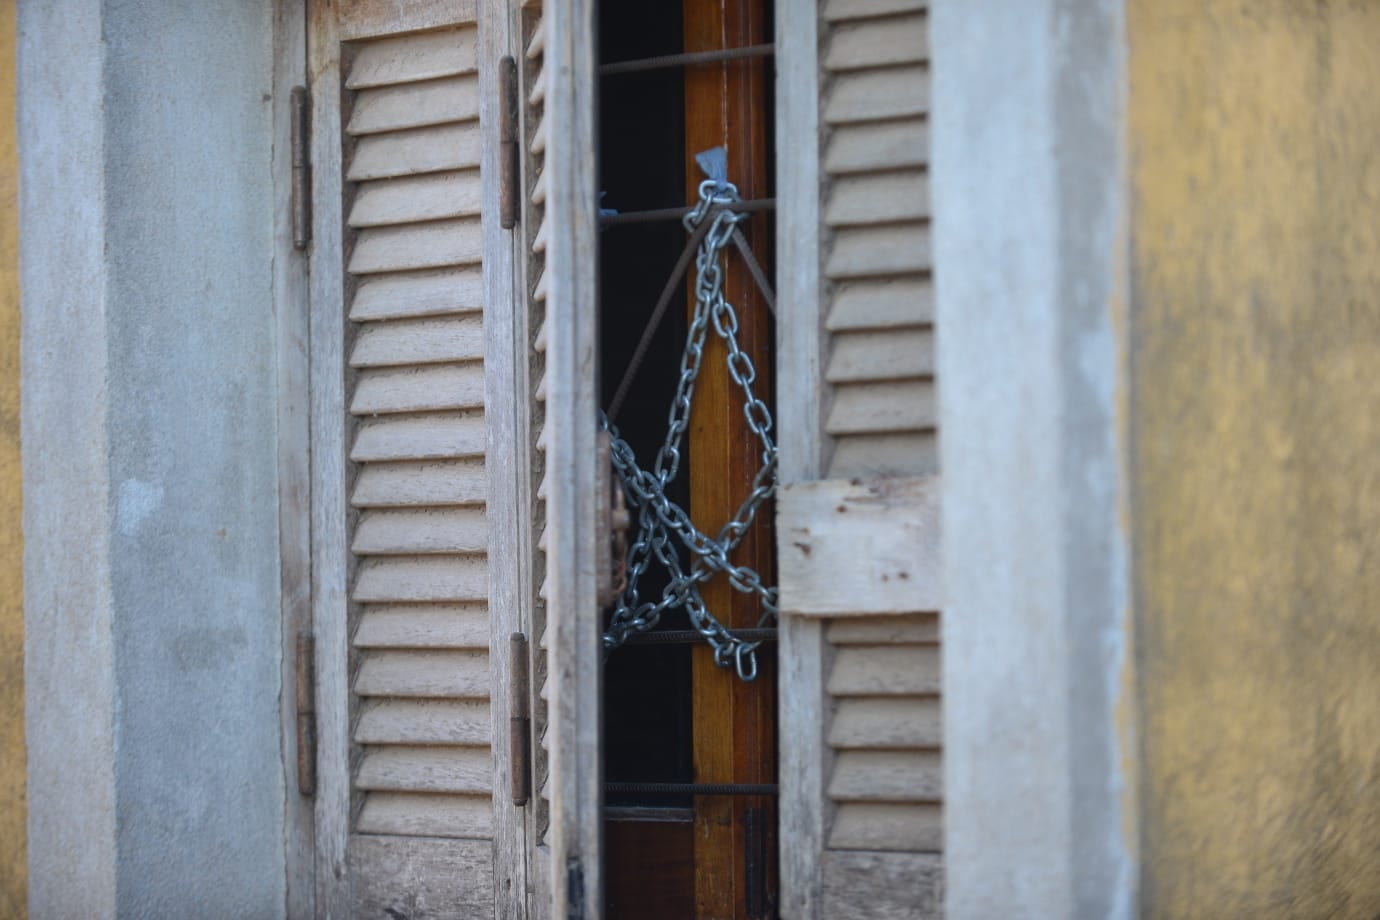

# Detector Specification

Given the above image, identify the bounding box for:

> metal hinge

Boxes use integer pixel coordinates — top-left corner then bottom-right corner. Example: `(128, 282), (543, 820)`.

(295, 634), (317, 796)
(290, 86), (312, 250)
(509, 633), (531, 806)
(498, 56), (519, 230)
(566, 861), (585, 920)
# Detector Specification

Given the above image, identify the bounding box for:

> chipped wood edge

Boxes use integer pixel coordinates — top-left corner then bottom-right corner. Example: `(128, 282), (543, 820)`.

(776, 3), (828, 919)
(481, 0), (532, 917)
(545, 0), (603, 916)
(306, 3), (351, 916)
(274, 0), (315, 915)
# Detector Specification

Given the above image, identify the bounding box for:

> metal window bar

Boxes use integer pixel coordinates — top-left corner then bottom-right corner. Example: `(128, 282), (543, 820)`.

(600, 43), (775, 77)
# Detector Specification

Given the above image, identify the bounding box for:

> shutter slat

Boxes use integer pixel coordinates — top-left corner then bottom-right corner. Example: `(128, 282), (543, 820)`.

(825, 381), (936, 435)
(828, 750), (942, 803)
(349, 218), (483, 275)
(357, 746), (492, 794)
(351, 363), (485, 415)
(351, 414), (485, 463)
(827, 614), (939, 645)
(349, 316), (484, 368)
(356, 793), (493, 839)
(825, 67), (929, 124)
(351, 268), (484, 322)
(825, 172), (929, 227)
(347, 75), (479, 136)
(351, 460), (487, 508)
(829, 433), (938, 480)
(826, 278), (933, 330)
(353, 557), (488, 605)
(825, 224), (931, 279)
(825, 119), (927, 174)
(824, 0), (926, 20)
(353, 508), (488, 556)
(354, 605), (490, 649)
(346, 28), (477, 90)
(355, 650), (490, 698)
(826, 15), (928, 71)
(828, 646), (940, 696)
(826, 329), (933, 383)
(829, 697), (941, 749)
(348, 123), (481, 181)
(348, 170), (482, 228)
(356, 700), (492, 746)
(830, 803), (943, 852)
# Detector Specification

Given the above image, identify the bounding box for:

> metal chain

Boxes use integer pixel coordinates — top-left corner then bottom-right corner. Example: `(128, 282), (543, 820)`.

(600, 177), (777, 682)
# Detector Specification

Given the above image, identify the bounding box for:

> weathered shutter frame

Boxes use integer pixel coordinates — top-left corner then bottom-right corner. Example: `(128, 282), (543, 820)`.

(774, 6), (830, 918)
(539, 2), (604, 917)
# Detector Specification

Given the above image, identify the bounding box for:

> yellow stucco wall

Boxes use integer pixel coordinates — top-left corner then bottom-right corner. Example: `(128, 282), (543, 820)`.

(1130, 2), (1380, 916)
(0, 1), (23, 916)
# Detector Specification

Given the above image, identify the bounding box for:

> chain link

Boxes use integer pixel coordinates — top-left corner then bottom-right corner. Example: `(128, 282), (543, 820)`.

(601, 178), (777, 682)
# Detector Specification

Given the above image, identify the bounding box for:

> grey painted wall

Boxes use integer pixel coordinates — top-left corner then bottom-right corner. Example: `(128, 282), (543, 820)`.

(932, 1), (1136, 917)
(21, 0), (286, 915)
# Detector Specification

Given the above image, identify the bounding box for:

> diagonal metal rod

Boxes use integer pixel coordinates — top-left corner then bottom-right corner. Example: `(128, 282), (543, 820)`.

(731, 228), (776, 316)
(600, 43), (775, 77)
(622, 627), (777, 646)
(605, 782), (778, 797)
(607, 217), (713, 423)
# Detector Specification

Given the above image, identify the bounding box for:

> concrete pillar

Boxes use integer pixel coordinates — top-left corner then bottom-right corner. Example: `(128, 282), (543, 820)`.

(19, 1), (286, 915)
(932, 2), (1137, 917)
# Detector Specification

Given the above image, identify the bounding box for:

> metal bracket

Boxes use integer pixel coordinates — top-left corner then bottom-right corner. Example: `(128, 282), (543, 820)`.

(509, 633), (531, 806)
(498, 56), (519, 229)
(294, 634), (316, 796)
(289, 86), (311, 250)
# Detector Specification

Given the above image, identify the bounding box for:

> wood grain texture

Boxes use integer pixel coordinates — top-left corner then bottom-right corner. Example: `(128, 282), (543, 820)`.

(351, 460), (487, 508)
(348, 123), (482, 181)
(351, 363), (486, 415)
(830, 804), (942, 852)
(822, 0), (927, 19)
(778, 477), (941, 616)
(346, 26), (477, 89)
(347, 75), (479, 136)
(336, 0), (479, 40)
(347, 834), (494, 918)
(348, 169), (483, 228)
(820, 850), (943, 919)
(351, 268), (485, 320)
(356, 794), (493, 838)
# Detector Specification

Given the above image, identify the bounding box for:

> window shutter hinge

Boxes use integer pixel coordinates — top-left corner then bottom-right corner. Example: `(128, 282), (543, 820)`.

(294, 633), (317, 796)
(498, 56), (519, 230)
(290, 86), (312, 250)
(566, 860), (586, 920)
(508, 632), (531, 805)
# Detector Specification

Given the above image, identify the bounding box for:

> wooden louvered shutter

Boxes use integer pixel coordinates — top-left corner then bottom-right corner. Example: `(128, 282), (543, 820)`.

(307, 3), (521, 916)
(777, 1), (942, 919)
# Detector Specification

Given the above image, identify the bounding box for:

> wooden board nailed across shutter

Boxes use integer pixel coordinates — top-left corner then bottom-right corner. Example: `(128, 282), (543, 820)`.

(820, 0), (935, 482)
(342, 24), (495, 843)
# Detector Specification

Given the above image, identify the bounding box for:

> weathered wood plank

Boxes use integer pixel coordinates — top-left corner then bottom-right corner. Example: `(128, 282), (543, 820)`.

(826, 223), (931, 279)
(826, 614), (939, 645)
(335, 0), (478, 40)
(348, 316), (484, 368)
(826, 329), (933, 383)
(350, 413), (485, 463)
(347, 74), (479, 136)
(350, 267), (484, 321)
(348, 169), (482, 228)
(352, 556), (488, 604)
(823, 0), (926, 21)
(829, 697), (941, 749)
(825, 172), (930, 227)
(351, 363), (486, 415)
(351, 459), (487, 507)
(355, 649), (490, 698)
(824, 67), (929, 125)
(348, 123), (481, 181)
(353, 604), (490, 649)
(346, 27), (477, 89)
(820, 851), (943, 920)
(829, 750), (942, 802)
(826, 278), (933, 330)
(348, 217), (483, 274)
(829, 803), (943, 852)
(825, 119), (927, 174)
(356, 700), (492, 745)
(352, 507), (488, 555)
(357, 745), (493, 794)
(354, 797), (493, 840)
(828, 432), (939, 480)
(829, 646), (941, 696)
(825, 381), (936, 435)
(778, 476), (940, 616)
(826, 14), (928, 72)
(347, 833), (493, 920)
